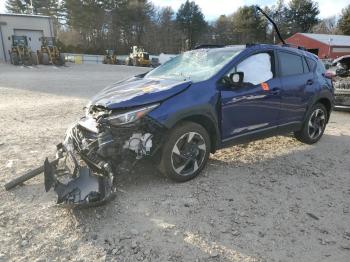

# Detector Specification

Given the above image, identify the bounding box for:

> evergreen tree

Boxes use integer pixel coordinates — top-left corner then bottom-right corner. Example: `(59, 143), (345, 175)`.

(213, 15), (236, 45)
(231, 5), (268, 44)
(267, 0), (289, 42)
(6, 0), (29, 13)
(338, 5), (350, 35)
(286, 0), (319, 34)
(176, 0), (207, 49)
(6, 0), (58, 15)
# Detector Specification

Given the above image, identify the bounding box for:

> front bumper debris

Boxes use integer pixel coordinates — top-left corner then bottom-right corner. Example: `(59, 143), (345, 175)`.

(43, 144), (115, 207)
(44, 114), (164, 207)
(4, 111), (165, 208)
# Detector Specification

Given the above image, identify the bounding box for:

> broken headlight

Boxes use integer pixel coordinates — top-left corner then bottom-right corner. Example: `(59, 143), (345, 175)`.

(106, 104), (159, 126)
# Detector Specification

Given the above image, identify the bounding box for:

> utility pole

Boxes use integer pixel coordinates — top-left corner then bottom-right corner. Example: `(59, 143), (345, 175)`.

(28, 0), (34, 15)
(328, 38), (333, 58)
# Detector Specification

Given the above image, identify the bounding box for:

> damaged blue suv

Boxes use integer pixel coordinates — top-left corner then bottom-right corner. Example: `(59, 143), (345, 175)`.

(42, 44), (334, 206)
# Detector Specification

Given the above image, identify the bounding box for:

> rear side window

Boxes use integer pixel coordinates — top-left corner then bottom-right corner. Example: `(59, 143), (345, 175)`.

(278, 52), (304, 76)
(306, 58), (317, 71)
(316, 61), (326, 76)
(302, 58), (310, 73)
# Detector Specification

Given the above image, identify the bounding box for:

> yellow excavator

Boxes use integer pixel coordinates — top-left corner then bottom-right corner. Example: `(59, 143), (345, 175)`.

(9, 35), (38, 66)
(37, 37), (65, 65)
(125, 46), (150, 67)
(103, 49), (119, 65)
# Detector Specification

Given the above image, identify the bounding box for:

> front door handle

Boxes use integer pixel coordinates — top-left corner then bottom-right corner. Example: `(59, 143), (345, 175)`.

(307, 79), (313, 85)
(269, 87), (280, 95)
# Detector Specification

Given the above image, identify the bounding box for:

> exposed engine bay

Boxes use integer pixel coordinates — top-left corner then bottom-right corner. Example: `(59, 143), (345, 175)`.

(43, 104), (166, 207)
(332, 55), (350, 108)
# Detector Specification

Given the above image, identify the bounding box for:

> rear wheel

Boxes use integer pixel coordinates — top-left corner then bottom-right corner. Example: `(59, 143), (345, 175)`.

(23, 55), (32, 66)
(31, 52), (38, 65)
(42, 53), (49, 65)
(11, 53), (19, 65)
(159, 122), (211, 182)
(56, 53), (65, 66)
(294, 103), (327, 144)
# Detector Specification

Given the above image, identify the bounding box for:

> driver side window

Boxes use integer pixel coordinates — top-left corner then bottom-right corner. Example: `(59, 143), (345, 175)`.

(231, 52), (274, 85)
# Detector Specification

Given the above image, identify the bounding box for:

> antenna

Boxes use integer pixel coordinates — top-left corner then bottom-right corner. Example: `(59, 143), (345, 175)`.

(255, 6), (286, 45)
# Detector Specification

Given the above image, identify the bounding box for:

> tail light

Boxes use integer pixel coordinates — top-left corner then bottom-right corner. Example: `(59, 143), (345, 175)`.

(324, 71), (335, 80)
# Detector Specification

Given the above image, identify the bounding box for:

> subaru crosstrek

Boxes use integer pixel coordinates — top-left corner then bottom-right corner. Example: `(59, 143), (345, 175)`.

(43, 44), (334, 206)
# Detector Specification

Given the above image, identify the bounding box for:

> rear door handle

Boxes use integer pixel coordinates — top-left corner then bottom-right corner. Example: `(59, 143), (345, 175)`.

(269, 87), (280, 95)
(307, 79), (313, 85)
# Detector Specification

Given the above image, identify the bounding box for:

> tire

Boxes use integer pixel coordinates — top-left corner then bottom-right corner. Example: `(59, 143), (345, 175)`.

(59, 53), (65, 65)
(11, 53), (19, 65)
(23, 55), (32, 66)
(159, 121), (211, 182)
(294, 103), (327, 144)
(42, 53), (49, 65)
(31, 53), (38, 65)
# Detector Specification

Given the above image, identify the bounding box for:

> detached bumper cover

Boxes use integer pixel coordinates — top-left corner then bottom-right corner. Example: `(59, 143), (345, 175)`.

(42, 115), (165, 207)
(43, 149), (114, 207)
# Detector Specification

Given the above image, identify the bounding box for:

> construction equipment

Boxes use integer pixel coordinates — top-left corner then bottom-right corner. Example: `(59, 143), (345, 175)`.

(125, 46), (150, 67)
(103, 49), (119, 65)
(9, 35), (38, 66)
(37, 37), (65, 65)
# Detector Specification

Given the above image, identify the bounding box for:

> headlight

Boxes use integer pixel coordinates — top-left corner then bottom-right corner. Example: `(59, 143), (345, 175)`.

(107, 104), (159, 126)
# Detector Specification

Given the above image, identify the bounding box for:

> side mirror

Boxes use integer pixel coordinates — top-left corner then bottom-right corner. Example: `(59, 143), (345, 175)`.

(229, 72), (244, 87)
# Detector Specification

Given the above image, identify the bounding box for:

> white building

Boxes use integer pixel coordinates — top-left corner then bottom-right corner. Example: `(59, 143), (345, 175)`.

(0, 13), (54, 63)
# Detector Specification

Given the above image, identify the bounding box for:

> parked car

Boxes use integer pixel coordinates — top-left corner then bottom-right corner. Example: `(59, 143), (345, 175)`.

(331, 55), (350, 109)
(44, 44), (334, 205)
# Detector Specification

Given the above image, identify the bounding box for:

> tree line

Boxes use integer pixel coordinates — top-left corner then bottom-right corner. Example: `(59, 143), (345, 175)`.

(5, 0), (350, 55)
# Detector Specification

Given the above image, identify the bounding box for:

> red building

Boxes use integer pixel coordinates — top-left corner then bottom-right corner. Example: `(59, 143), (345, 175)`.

(286, 33), (350, 59)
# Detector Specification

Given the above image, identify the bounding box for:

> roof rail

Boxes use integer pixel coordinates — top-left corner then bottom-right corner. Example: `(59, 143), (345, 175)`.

(246, 43), (258, 48)
(282, 43), (306, 51)
(194, 44), (225, 49)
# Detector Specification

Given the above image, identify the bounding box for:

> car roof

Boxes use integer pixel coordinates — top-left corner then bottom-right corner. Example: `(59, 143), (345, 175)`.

(198, 44), (318, 61)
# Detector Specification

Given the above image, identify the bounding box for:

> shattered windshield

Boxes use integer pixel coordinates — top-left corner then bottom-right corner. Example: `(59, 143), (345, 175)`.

(145, 48), (243, 82)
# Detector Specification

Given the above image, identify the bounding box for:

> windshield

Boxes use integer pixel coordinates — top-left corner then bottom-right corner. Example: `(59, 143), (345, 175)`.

(145, 48), (243, 82)
(13, 36), (27, 46)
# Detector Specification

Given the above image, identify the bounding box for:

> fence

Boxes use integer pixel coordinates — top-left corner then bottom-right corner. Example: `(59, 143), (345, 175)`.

(63, 53), (176, 65)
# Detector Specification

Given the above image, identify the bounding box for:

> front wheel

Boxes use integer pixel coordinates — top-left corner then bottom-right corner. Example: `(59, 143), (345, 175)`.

(294, 103), (327, 144)
(159, 122), (211, 182)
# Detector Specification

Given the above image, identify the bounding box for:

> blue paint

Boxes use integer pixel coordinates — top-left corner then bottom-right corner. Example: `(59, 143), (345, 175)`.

(91, 44), (334, 150)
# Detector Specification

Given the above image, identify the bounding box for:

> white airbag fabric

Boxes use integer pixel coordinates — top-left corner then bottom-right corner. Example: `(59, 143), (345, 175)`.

(237, 53), (273, 85)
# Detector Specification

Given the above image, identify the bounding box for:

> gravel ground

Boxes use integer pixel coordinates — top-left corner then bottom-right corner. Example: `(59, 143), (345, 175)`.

(0, 64), (349, 262)
(0, 63), (148, 97)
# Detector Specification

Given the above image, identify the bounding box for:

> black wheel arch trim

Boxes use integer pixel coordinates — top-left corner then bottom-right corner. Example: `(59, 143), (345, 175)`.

(303, 90), (334, 123)
(161, 105), (221, 153)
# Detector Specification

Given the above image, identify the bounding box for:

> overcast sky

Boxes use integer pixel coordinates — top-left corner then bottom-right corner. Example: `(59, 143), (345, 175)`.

(0, 0), (348, 20)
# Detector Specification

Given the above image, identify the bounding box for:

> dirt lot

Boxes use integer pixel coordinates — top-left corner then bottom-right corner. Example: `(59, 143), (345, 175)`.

(0, 64), (349, 262)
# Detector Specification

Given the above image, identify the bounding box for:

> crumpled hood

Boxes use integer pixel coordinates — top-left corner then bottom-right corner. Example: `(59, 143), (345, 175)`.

(90, 77), (192, 110)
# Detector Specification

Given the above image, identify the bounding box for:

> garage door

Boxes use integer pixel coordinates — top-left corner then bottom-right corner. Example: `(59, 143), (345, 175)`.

(14, 29), (43, 53)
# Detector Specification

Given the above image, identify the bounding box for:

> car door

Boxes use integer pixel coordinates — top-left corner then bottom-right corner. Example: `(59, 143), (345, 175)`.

(219, 51), (282, 141)
(277, 51), (315, 124)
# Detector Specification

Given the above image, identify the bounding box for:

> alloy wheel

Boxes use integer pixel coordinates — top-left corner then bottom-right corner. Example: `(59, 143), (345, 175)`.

(171, 132), (207, 176)
(308, 108), (326, 140)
